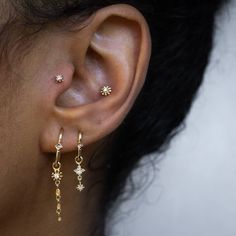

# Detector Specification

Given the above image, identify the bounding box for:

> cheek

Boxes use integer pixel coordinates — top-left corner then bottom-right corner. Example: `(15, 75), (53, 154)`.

(0, 80), (50, 221)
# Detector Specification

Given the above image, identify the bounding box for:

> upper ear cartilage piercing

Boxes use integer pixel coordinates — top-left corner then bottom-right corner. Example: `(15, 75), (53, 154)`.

(101, 85), (112, 96)
(55, 74), (64, 83)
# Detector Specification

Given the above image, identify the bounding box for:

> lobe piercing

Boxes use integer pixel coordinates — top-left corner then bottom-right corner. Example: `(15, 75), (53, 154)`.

(52, 128), (64, 222)
(74, 132), (86, 192)
(55, 75), (64, 83)
(101, 86), (112, 96)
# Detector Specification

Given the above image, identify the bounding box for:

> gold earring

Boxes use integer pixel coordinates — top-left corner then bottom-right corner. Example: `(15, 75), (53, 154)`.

(51, 128), (64, 222)
(55, 74), (64, 83)
(74, 131), (86, 192)
(101, 85), (112, 96)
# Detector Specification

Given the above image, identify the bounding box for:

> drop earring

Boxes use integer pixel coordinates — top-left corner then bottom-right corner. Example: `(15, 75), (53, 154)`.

(51, 128), (64, 222)
(74, 131), (86, 192)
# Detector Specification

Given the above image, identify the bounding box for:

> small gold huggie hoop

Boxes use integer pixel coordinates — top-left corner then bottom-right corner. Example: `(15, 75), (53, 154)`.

(51, 128), (64, 222)
(74, 131), (86, 192)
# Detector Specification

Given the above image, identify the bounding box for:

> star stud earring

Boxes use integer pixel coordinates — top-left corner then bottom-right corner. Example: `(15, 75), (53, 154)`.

(55, 75), (64, 83)
(101, 86), (112, 96)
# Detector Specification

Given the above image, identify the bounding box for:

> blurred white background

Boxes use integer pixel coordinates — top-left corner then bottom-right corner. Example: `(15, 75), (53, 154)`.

(112, 0), (236, 235)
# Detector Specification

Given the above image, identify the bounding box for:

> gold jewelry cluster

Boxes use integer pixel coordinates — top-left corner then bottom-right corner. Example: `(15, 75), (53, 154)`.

(74, 140), (86, 191)
(51, 129), (86, 222)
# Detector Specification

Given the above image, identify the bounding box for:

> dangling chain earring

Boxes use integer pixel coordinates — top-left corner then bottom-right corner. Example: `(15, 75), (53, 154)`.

(74, 131), (86, 192)
(51, 128), (64, 222)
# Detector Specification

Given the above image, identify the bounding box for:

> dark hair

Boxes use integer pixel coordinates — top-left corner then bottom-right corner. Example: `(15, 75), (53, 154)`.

(2, 0), (225, 235)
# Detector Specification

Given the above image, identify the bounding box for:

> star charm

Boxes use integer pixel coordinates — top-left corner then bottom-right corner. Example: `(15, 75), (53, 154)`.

(74, 165), (85, 176)
(51, 171), (63, 181)
(76, 184), (85, 191)
(55, 74), (64, 83)
(101, 86), (112, 96)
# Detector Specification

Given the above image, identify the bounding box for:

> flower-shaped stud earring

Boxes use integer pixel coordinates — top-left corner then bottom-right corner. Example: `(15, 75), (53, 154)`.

(55, 75), (64, 83)
(101, 86), (112, 96)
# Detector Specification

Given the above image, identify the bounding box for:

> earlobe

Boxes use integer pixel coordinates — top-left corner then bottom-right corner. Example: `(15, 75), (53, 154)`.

(40, 4), (151, 153)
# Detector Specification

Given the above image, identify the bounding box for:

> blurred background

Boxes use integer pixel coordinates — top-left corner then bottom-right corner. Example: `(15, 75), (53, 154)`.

(112, 0), (236, 235)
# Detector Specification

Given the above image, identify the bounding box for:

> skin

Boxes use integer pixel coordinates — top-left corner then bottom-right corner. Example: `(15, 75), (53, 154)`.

(0, 4), (151, 236)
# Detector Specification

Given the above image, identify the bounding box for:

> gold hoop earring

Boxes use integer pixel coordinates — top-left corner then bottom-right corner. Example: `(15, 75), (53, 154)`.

(51, 128), (64, 222)
(74, 131), (86, 192)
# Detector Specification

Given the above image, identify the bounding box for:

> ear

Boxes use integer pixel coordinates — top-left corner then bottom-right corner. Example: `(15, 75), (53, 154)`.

(40, 4), (151, 152)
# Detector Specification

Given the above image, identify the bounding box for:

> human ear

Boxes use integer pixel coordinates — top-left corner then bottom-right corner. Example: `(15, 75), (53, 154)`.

(39, 4), (151, 152)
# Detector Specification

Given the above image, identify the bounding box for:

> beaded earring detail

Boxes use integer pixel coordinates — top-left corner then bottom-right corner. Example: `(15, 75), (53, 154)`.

(51, 128), (64, 222)
(74, 132), (86, 192)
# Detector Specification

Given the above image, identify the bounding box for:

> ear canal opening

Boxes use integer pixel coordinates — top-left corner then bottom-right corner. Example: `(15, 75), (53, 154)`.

(56, 47), (107, 108)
